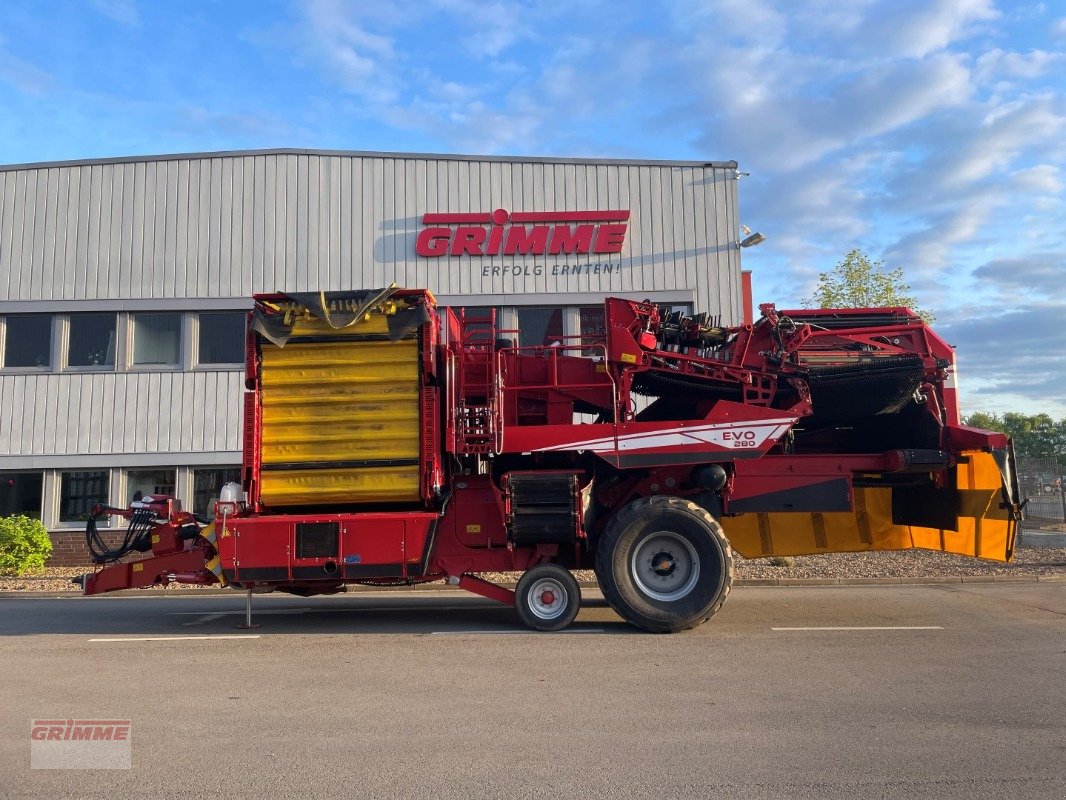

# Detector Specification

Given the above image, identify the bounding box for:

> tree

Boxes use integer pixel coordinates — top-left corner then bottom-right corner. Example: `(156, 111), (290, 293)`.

(963, 411), (1066, 465)
(963, 411), (1005, 433)
(804, 249), (934, 322)
(1000, 412), (1062, 460)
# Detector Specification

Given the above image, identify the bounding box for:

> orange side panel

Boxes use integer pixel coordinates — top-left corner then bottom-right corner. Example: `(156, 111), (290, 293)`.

(721, 450), (1016, 562)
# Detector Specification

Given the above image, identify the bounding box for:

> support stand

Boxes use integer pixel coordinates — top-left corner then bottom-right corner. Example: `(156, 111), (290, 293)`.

(237, 587), (259, 629)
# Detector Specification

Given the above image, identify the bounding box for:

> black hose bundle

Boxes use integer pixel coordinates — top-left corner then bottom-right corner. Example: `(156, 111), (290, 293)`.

(85, 508), (156, 564)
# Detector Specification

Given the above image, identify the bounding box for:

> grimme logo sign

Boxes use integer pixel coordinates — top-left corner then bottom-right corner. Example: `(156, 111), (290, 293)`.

(415, 209), (630, 258)
(30, 718), (132, 769)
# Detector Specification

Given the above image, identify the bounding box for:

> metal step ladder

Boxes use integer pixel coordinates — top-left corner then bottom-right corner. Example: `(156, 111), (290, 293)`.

(456, 309), (500, 454)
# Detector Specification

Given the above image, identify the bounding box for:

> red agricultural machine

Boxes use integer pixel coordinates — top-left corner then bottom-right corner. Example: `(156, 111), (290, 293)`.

(78, 287), (1021, 631)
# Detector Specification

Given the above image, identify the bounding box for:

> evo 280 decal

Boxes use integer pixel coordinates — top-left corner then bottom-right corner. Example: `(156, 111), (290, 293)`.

(534, 418), (797, 454)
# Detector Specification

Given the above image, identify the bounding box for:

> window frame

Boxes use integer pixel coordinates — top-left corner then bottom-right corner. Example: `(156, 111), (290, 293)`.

(124, 467), (178, 503)
(191, 466), (243, 517)
(128, 311), (184, 370)
(0, 470), (45, 518)
(62, 312), (120, 373)
(56, 469), (112, 528)
(194, 311), (247, 369)
(0, 314), (56, 372)
(514, 306), (566, 348)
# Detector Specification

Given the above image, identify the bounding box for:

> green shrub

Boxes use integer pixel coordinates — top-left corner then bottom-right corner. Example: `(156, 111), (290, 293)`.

(768, 555), (796, 568)
(0, 515), (53, 576)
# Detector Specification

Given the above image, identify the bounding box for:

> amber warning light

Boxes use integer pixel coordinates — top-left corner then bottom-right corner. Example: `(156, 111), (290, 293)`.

(416, 209), (630, 258)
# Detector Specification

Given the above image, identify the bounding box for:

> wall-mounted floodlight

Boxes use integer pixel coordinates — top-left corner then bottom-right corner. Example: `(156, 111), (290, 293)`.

(740, 232), (766, 248)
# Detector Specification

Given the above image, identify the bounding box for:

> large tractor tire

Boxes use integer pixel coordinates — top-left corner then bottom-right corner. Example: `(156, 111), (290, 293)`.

(595, 495), (734, 633)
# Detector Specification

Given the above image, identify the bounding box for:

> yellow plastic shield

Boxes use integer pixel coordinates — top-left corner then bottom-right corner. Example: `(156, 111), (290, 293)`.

(721, 450), (1018, 562)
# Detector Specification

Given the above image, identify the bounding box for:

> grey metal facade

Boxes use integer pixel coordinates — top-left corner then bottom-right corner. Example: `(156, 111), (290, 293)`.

(0, 148), (743, 530)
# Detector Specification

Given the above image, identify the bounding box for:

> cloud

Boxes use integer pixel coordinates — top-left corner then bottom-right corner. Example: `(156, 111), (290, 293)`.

(429, 0), (529, 58)
(0, 37), (53, 95)
(937, 303), (1066, 413)
(676, 6), (976, 172)
(851, 0), (999, 60)
(302, 0), (401, 105)
(972, 253), (1066, 300)
(975, 48), (1064, 83)
(832, 54), (972, 142)
(172, 107), (304, 141)
(288, 0), (557, 145)
(664, 5), (1065, 417)
(885, 191), (999, 278)
(88, 0), (140, 26)
(879, 95), (1066, 212)
(1010, 164), (1063, 194)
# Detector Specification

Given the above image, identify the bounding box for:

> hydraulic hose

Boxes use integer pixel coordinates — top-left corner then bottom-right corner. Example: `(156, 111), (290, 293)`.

(84, 507), (155, 564)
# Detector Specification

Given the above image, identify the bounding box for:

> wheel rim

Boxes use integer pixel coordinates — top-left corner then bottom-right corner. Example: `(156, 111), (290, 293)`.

(527, 577), (569, 621)
(630, 531), (700, 601)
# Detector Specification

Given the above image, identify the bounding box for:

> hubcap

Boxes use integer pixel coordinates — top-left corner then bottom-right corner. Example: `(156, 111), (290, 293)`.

(652, 551), (677, 577)
(527, 577), (568, 620)
(631, 532), (700, 601)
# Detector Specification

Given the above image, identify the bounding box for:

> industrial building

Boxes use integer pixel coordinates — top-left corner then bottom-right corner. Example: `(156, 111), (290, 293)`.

(0, 148), (749, 562)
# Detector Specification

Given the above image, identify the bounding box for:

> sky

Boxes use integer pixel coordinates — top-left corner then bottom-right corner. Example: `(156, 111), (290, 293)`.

(0, 0), (1063, 418)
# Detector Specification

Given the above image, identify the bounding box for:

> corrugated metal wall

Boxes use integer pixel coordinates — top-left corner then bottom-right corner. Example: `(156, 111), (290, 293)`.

(0, 152), (741, 314)
(0, 149), (741, 471)
(0, 371), (243, 461)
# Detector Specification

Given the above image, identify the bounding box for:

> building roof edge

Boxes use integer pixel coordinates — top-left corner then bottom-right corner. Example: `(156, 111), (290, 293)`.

(0, 147), (738, 173)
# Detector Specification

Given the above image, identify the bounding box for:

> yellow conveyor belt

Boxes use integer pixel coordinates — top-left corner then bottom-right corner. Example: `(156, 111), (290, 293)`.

(258, 313), (421, 506)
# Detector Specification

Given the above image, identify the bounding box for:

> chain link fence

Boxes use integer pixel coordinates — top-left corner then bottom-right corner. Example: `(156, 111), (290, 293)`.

(1017, 456), (1065, 546)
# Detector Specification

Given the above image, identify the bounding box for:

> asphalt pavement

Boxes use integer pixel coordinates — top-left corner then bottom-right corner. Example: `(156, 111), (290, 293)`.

(1, 584), (1064, 799)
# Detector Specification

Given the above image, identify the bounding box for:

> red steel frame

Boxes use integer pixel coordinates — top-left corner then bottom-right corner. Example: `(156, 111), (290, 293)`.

(81, 291), (1013, 598)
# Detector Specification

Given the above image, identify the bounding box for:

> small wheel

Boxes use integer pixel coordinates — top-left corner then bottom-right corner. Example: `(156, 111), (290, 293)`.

(515, 564), (581, 632)
(596, 495), (734, 633)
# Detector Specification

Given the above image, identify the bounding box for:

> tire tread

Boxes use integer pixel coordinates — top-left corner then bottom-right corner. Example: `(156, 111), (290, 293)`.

(595, 495), (734, 632)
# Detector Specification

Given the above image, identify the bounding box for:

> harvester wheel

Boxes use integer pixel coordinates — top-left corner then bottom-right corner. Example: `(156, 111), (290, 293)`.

(596, 495), (734, 633)
(515, 564), (581, 632)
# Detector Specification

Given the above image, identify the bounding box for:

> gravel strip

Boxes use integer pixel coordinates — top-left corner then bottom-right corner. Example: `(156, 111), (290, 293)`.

(484, 546), (1066, 584)
(0, 568), (211, 594)
(732, 546), (1066, 580)
(2, 546), (1063, 593)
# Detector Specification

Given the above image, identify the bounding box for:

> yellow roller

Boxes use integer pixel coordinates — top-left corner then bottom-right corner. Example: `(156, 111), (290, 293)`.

(259, 466), (422, 506)
(257, 311), (422, 506)
(721, 450), (1016, 562)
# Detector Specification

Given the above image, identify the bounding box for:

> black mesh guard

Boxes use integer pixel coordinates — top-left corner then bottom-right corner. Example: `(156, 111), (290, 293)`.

(508, 473), (579, 546)
(805, 354), (925, 423)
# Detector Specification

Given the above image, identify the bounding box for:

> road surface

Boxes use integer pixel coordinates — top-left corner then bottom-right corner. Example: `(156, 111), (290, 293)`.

(1, 583), (1063, 799)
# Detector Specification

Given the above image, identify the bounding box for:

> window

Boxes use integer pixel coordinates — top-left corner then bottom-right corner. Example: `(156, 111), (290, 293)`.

(579, 306), (606, 355)
(132, 313), (181, 366)
(3, 315), (51, 368)
(458, 306), (500, 323)
(198, 312), (245, 365)
(516, 307), (563, 347)
(68, 313), (117, 368)
(0, 472), (43, 518)
(59, 470), (109, 523)
(193, 467), (242, 517)
(454, 306), (506, 345)
(126, 469), (176, 503)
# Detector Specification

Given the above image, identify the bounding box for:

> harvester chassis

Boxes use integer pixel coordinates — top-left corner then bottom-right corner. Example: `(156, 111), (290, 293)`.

(78, 288), (1021, 633)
